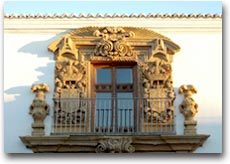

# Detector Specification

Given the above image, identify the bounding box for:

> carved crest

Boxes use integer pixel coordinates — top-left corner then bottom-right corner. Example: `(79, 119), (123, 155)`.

(93, 27), (135, 59)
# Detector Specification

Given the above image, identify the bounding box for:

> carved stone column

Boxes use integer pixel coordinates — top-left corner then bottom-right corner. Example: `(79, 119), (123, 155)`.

(29, 83), (50, 136)
(179, 85), (198, 135)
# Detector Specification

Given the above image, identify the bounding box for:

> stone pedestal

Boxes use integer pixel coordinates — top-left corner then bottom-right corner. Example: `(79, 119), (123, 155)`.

(31, 124), (45, 136)
(184, 120), (197, 135)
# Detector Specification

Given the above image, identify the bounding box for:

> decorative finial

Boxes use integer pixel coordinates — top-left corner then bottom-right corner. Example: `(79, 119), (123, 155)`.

(179, 84), (198, 135)
(29, 83), (50, 136)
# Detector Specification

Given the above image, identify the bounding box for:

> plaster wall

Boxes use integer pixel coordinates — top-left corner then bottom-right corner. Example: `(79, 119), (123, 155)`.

(4, 19), (222, 153)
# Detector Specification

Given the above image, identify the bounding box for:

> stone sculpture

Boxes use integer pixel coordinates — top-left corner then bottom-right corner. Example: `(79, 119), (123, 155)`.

(179, 84), (198, 135)
(29, 83), (50, 136)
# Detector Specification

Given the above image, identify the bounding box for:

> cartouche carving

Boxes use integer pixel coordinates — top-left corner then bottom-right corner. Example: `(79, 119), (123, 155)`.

(29, 83), (50, 136)
(141, 43), (175, 124)
(179, 85), (198, 135)
(94, 27), (135, 59)
(95, 137), (135, 153)
(52, 32), (88, 132)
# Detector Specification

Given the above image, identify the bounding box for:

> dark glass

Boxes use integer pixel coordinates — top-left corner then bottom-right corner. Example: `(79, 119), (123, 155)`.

(96, 68), (111, 84)
(116, 68), (133, 84)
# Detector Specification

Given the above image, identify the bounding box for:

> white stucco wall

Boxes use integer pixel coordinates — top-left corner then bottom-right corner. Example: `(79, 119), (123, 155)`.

(4, 18), (222, 153)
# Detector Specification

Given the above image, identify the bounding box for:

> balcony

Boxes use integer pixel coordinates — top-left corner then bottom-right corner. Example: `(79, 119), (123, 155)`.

(52, 98), (175, 135)
(19, 26), (210, 153)
(20, 86), (209, 153)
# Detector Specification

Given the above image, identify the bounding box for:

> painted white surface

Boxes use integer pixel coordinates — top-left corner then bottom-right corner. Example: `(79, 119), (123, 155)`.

(4, 24), (222, 153)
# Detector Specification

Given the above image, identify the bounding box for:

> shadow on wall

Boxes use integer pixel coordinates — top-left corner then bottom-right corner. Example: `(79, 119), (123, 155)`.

(4, 31), (69, 153)
(173, 87), (184, 135)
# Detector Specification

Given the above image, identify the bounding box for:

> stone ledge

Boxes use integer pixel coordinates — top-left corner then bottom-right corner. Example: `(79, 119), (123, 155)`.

(20, 134), (209, 153)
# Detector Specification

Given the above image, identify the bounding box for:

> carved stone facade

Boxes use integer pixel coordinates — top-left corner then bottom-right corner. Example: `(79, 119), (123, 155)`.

(19, 26), (211, 153)
(29, 83), (50, 136)
(48, 27), (180, 133)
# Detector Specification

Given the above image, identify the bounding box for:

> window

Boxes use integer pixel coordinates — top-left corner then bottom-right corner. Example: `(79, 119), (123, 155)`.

(92, 64), (136, 132)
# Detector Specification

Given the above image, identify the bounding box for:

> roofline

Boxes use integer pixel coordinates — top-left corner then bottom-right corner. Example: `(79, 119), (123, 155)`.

(4, 13), (222, 19)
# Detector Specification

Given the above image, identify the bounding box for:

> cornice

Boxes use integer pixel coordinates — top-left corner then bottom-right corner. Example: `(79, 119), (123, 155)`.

(4, 13), (222, 19)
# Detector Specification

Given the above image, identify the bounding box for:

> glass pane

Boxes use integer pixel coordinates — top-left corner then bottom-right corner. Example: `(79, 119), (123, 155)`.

(96, 93), (112, 129)
(117, 93), (134, 129)
(117, 92), (133, 99)
(116, 68), (133, 84)
(96, 68), (111, 84)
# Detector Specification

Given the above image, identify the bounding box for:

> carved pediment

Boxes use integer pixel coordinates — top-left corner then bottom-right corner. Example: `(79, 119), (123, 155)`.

(93, 27), (135, 59)
(48, 27), (180, 56)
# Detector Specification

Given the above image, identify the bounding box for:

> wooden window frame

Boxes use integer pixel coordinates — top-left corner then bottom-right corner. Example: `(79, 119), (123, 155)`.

(91, 62), (138, 132)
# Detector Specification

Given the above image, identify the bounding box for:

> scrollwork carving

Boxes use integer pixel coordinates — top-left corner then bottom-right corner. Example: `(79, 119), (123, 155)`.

(95, 137), (135, 153)
(94, 27), (135, 59)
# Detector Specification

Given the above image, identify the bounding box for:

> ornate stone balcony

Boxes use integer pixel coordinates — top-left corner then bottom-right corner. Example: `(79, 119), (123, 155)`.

(20, 96), (209, 153)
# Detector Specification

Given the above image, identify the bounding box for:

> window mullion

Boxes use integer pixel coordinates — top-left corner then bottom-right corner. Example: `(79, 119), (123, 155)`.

(112, 67), (117, 132)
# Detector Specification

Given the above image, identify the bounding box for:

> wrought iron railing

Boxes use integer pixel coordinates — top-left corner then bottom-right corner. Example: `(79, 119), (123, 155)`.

(52, 98), (175, 135)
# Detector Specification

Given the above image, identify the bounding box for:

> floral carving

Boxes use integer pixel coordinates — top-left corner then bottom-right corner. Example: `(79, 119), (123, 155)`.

(94, 27), (135, 59)
(179, 85), (198, 135)
(95, 137), (135, 153)
(29, 83), (50, 136)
